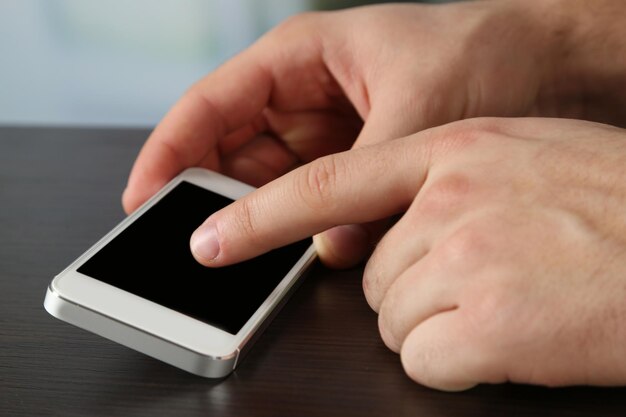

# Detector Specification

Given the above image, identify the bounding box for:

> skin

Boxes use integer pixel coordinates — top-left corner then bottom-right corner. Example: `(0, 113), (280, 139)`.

(122, 0), (626, 390)
(190, 117), (626, 390)
(123, 0), (605, 268)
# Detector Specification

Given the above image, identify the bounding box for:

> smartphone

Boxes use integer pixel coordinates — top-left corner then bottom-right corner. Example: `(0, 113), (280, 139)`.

(44, 168), (316, 378)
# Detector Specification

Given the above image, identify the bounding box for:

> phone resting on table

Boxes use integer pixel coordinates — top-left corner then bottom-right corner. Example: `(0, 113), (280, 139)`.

(44, 168), (316, 378)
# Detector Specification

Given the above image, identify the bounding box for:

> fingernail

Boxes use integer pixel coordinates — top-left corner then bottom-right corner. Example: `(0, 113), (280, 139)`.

(191, 222), (220, 262)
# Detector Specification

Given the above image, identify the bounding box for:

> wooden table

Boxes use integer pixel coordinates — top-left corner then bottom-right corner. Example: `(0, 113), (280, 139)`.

(1, 126), (625, 417)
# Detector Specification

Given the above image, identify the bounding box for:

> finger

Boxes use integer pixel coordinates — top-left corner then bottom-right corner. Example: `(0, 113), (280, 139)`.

(376, 253), (460, 352)
(400, 310), (506, 391)
(315, 86), (442, 263)
(363, 213), (432, 312)
(354, 80), (454, 147)
(122, 52), (273, 213)
(312, 220), (390, 269)
(217, 113), (270, 157)
(219, 108), (363, 188)
(190, 136), (432, 266)
(263, 108), (362, 162)
(123, 14), (339, 214)
(221, 134), (299, 187)
(363, 171), (481, 310)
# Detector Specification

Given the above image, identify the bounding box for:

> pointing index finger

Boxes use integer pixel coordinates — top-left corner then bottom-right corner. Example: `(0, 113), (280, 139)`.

(190, 137), (431, 266)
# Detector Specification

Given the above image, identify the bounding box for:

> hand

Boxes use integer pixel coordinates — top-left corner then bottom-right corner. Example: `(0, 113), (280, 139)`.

(123, 0), (610, 268)
(190, 117), (626, 391)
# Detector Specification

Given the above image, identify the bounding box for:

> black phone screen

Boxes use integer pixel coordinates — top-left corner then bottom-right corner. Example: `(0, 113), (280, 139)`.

(77, 181), (312, 335)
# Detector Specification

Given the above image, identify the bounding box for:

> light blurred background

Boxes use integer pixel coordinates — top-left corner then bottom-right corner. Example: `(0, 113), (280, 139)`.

(0, 0), (442, 127)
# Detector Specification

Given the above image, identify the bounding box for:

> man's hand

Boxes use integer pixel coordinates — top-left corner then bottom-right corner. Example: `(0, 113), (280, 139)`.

(190, 117), (626, 391)
(122, 0), (621, 268)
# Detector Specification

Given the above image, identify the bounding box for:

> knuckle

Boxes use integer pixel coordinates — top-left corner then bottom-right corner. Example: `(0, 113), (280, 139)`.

(435, 223), (493, 269)
(269, 11), (324, 39)
(377, 284), (407, 352)
(466, 285), (513, 334)
(429, 118), (502, 156)
(463, 296), (516, 370)
(417, 173), (473, 215)
(231, 197), (262, 245)
(460, 117), (504, 134)
(299, 156), (342, 211)
(362, 252), (385, 312)
(377, 309), (401, 353)
(461, 267), (526, 353)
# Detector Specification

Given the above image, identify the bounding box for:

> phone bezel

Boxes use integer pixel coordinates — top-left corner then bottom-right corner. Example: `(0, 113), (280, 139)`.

(46, 168), (316, 369)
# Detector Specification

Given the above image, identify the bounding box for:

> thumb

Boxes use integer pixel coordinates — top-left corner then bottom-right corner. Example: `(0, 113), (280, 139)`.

(313, 221), (390, 269)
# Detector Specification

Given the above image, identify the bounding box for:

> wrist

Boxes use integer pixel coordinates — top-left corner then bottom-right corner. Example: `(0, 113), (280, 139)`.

(533, 0), (626, 125)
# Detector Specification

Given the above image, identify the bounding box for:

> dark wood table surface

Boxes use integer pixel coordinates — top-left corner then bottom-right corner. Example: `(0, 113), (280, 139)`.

(1, 126), (625, 417)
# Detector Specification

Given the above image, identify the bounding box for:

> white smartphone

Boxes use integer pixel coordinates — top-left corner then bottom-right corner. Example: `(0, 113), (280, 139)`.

(44, 168), (316, 378)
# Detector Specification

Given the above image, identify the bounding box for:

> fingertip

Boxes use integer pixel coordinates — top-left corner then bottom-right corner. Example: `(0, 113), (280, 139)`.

(378, 314), (401, 353)
(121, 185), (151, 215)
(400, 345), (477, 392)
(122, 175), (172, 215)
(121, 187), (137, 215)
(400, 315), (479, 392)
(190, 222), (221, 266)
(313, 224), (371, 269)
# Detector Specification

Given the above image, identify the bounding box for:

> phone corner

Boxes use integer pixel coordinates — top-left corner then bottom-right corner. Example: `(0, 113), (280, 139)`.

(42, 284), (64, 319)
(189, 347), (240, 379)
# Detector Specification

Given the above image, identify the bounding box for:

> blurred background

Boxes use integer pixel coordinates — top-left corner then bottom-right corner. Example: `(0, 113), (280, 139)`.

(0, 0), (443, 127)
